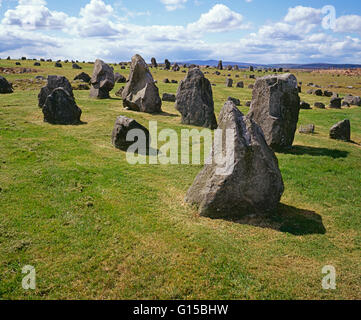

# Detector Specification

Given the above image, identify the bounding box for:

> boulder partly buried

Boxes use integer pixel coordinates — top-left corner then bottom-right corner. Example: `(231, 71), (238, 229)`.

(0, 76), (13, 94)
(38, 75), (74, 108)
(330, 120), (351, 141)
(248, 73), (300, 150)
(175, 68), (217, 129)
(185, 101), (284, 219)
(122, 54), (162, 113)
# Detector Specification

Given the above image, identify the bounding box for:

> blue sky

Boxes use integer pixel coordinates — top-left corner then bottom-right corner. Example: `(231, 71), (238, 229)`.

(1, 0), (361, 64)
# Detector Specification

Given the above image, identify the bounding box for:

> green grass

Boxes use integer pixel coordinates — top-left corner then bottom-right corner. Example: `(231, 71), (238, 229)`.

(0, 59), (360, 300)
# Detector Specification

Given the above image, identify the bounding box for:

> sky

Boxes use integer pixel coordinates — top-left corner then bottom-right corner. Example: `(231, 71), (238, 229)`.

(1, 0), (361, 64)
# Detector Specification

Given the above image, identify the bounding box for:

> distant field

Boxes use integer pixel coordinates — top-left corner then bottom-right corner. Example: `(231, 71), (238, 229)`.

(0, 59), (360, 300)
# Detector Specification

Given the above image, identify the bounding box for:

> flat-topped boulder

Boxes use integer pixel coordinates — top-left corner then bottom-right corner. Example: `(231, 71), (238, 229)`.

(89, 59), (115, 99)
(42, 88), (82, 125)
(122, 54), (162, 113)
(248, 73), (300, 150)
(175, 68), (217, 129)
(185, 101), (284, 218)
(0, 76), (13, 94)
(38, 75), (74, 108)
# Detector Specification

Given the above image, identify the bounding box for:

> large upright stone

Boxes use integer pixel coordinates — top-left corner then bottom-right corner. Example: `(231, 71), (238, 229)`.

(165, 59), (171, 70)
(151, 57), (158, 68)
(89, 59), (115, 99)
(112, 116), (150, 151)
(330, 120), (351, 141)
(217, 60), (223, 70)
(0, 76), (13, 94)
(248, 73), (300, 150)
(175, 68), (217, 129)
(122, 54), (162, 113)
(185, 101), (284, 218)
(38, 75), (74, 108)
(42, 88), (82, 125)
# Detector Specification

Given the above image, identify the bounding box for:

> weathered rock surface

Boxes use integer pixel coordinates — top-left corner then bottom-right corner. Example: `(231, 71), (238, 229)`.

(299, 124), (315, 134)
(151, 57), (158, 68)
(42, 88), (82, 125)
(72, 63), (82, 69)
(165, 59), (171, 70)
(217, 60), (223, 70)
(175, 68), (217, 129)
(0, 76), (13, 94)
(329, 97), (342, 109)
(74, 72), (91, 83)
(185, 101), (284, 219)
(227, 97), (240, 106)
(122, 54), (162, 113)
(112, 116), (150, 151)
(38, 75), (74, 108)
(236, 81), (244, 88)
(330, 120), (351, 141)
(162, 93), (176, 102)
(248, 73), (300, 150)
(300, 101), (311, 109)
(314, 102), (325, 109)
(225, 78), (233, 87)
(114, 72), (127, 83)
(89, 59), (114, 99)
(343, 94), (361, 106)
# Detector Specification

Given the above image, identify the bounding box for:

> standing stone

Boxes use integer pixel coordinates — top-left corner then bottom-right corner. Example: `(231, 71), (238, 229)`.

(74, 72), (91, 83)
(300, 101), (311, 109)
(172, 63), (180, 72)
(175, 68), (217, 129)
(236, 81), (244, 88)
(114, 72), (127, 83)
(112, 116), (150, 151)
(343, 94), (361, 106)
(122, 54), (162, 113)
(234, 65), (239, 71)
(299, 124), (315, 134)
(249, 66), (254, 72)
(0, 76), (13, 94)
(38, 75), (74, 108)
(225, 78), (233, 87)
(185, 101), (284, 219)
(329, 97), (342, 109)
(72, 63), (82, 69)
(42, 88), (82, 125)
(89, 59), (115, 99)
(248, 73), (300, 150)
(217, 60), (223, 70)
(330, 120), (351, 141)
(151, 57), (158, 68)
(165, 59), (171, 70)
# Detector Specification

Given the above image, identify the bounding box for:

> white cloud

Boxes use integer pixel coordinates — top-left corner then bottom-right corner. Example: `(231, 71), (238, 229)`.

(187, 4), (245, 33)
(284, 6), (322, 24)
(160, 0), (187, 11)
(334, 15), (361, 35)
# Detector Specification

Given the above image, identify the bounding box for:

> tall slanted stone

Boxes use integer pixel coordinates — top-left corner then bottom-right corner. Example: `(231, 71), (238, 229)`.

(175, 68), (217, 129)
(164, 59), (171, 70)
(122, 54), (162, 113)
(217, 60), (223, 70)
(89, 59), (115, 99)
(42, 88), (82, 125)
(151, 57), (158, 68)
(185, 101), (284, 218)
(330, 120), (351, 141)
(38, 75), (74, 108)
(0, 76), (13, 94)
(112, 116), (150, 151)
(248, 73), (300, 150)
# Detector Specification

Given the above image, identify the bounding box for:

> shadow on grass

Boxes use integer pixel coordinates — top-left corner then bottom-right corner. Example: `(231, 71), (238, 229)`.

(232, 204), (326, 236)
(280, 145), (348, 159)
(158, 111), (179, 118)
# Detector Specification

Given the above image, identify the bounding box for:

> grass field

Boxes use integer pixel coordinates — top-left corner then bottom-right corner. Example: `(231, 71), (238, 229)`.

(0, 59), (360, 300)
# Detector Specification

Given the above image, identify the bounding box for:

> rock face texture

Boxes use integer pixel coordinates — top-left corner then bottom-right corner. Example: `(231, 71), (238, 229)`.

(175, 68), (217, 129)
(164, 59), (171, 70)
(114, 73), (127, 83)
(236, 81), (244, 88)
(217, 60), (223, 70)
(330, 120), (351, 141)
(42, 88), (82, 125)
(38, 75), (74, 108)
(225, 78), (233, 87)
(122, 54), (162, 113)
(248, 73), (300, 150)
(343, 95), (361, 106)
(185, 101), (284, 219)
(300, 101), (311, 109)
(72, 63), (82, 69)
(111, 116), (150, 151)
(89, 59), (115, 99)
(74, 72), (91, 83)
(162, 93), (176, 102)
(0, 76), (13, 94)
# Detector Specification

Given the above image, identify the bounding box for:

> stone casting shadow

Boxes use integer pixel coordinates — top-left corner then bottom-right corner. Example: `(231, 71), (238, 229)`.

(280, 145), (349, 159)
(229, 204), (326, 236)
